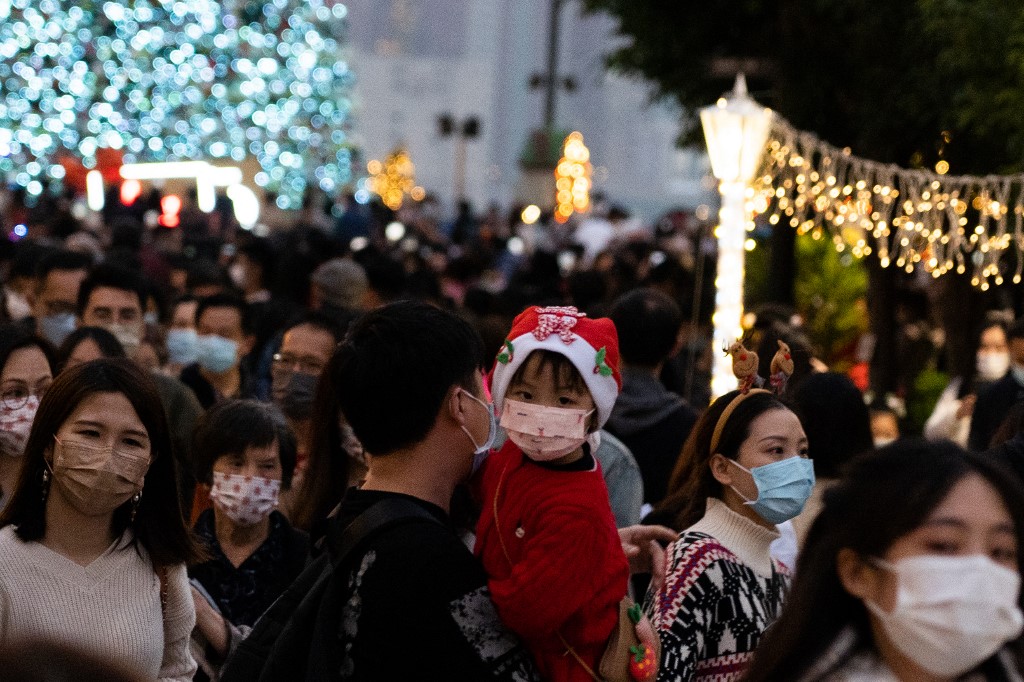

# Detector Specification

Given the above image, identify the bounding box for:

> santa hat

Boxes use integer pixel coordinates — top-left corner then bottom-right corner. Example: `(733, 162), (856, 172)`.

(488, 306), (621, 428)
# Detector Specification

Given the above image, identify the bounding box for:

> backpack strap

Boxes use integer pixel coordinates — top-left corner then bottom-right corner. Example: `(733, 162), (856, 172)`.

(221, 497), (443, 682)
(325, 496), (443, 570)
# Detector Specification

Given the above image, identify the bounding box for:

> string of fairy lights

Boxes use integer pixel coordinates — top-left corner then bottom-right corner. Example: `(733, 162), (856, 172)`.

(750, 116), (1024, 290)
(0, 0), (355, 208)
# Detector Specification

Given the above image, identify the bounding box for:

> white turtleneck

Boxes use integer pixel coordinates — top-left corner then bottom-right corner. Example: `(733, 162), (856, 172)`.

(686, 497), (780, 577)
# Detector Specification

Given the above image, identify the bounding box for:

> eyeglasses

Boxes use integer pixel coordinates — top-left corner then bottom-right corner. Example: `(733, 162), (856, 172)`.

(272, 353), (325, 376)
(1, 382), (50, 411)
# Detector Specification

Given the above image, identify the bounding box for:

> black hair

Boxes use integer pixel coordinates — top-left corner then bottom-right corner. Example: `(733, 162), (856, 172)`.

(792, 373), (873, 479)
(333, 300), (484, 455)
(657, 390), (790, 530)
(282, 310), (348, 345)
(35, 250), (92, 286)
(290, 347), (350, 533)
(76, 264), (147, 317)
(185, 259), (230, 293)
(237, 237), (276, 288)
(610, 288), (682, 368)
(746, 441), (1024, 681)
(0, 327), (57, 379)
(56, 326), (126, 370)
(195, 293), (251, 335)
(191, 399), (297, 489)
(509, 349), (589, 396)
(0, 359), (203, 566)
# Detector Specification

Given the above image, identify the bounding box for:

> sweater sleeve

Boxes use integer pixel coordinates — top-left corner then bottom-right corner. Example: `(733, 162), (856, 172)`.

(159, 563), (198, 682)
(645, 540), (718, 682)
(488, 503), (623, 639)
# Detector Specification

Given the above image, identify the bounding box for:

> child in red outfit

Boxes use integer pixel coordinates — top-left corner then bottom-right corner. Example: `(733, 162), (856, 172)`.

(475, 306), (630, 682)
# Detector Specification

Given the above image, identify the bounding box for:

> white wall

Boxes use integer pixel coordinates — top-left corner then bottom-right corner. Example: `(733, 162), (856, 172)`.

(344, 0), (714, 222)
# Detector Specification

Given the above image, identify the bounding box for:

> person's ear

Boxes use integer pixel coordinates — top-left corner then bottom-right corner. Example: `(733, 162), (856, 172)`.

(709, 453), (737, 487)
(836, 547), (876, 600)
(448, 386), (467, 425)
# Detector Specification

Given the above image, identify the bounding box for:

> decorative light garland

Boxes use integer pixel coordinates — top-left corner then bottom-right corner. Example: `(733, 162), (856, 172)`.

(554, 131), (592, 223)
(366, 148), (421, 211)
(750, 117), (1024, 290)
(0, 0), (355, 209)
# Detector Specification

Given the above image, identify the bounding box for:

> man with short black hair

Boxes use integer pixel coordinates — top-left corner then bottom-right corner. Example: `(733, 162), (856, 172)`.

(33, 250), (92, 346)
(606, 288), (699, 506)
(179, 294), (256, 409)
(268, 301), (541, 680)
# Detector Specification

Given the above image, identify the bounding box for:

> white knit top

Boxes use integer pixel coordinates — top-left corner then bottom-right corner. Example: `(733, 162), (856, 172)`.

(0, 525), (196, 681)
(687, 497), (781, 577)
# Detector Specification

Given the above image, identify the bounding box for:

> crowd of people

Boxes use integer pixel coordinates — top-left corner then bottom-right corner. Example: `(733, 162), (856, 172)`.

(0, 190), (1021, 682)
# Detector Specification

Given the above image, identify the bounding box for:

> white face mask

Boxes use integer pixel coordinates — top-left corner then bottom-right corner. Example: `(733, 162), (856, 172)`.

(865, 554), (1024, 677)
(209, 472), (280, 526)
(977, 351), (1010, 381)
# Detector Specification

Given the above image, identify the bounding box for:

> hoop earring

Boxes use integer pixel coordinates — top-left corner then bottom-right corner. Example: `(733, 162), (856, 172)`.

(129, 491), (142, 523)
(41, 469), (50, 503)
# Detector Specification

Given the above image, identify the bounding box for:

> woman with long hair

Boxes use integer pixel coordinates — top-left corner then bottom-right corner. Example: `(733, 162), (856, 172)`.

(745, 440), (1024, 681)
(647, 389), (813, 681)
(0, 358), (203, 680)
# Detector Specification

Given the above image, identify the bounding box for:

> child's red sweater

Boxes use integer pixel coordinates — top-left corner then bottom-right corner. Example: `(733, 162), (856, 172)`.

(475, 440), (630, 682)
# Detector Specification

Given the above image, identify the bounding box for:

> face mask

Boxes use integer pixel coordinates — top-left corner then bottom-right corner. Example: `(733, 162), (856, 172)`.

(166, 328), (201, 366)
(874, 437), (897, 448)
(106, 322), (141, 354)
(1012, 364), (1024, 386)
(500, 399), (593, 462)
(197, 334), (239, 373)
(39, 312), (77, 347)
(209, 472), (280, 526)
(458, 389), (496, 474)
(0, 395), (39, 457)
(274, 371), (319, 420)
(726, 455), (815, 524)
(50, 436), (150, 516)
(977, 351), (1010, 381)
(866, 554), (1024, 677)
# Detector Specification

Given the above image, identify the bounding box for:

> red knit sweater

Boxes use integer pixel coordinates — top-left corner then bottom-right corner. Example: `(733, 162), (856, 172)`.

(475, 441), (630, 682)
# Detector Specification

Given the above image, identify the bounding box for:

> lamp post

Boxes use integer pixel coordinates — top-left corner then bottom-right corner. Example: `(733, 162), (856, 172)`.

(701, 74), (773, 398)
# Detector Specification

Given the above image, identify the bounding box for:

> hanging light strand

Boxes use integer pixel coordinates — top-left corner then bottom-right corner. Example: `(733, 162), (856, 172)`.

(752, 116), (1024, 290)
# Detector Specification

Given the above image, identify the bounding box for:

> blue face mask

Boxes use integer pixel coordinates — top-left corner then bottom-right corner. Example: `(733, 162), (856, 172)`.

(196, 334), (239, 373)
(728, 456), (815, 524)
(166, 328), (201, 365)
(39, 312), (77, 347)
(459, 388), (496, 474)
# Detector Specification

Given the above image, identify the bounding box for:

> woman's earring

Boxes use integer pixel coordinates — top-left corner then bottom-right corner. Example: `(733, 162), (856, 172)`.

(129, 491), (142, 523)
(41, 468), (50, 503)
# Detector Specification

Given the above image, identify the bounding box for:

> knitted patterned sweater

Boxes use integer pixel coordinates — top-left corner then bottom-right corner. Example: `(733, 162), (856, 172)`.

(0, 525), (197, 681)
(475, 441), (630, 682)
(646, 498), (790, 682)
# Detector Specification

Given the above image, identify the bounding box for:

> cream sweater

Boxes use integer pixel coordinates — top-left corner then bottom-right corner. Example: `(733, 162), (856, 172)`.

(0, 525), (196, 681)
(687, 497), (781, 577)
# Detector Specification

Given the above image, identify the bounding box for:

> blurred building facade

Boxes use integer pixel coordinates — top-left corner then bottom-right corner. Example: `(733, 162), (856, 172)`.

(344, 0), (714, 221)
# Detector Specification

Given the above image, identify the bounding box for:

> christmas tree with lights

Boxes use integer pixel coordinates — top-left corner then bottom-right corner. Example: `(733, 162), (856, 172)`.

(0, 0), (355, 208)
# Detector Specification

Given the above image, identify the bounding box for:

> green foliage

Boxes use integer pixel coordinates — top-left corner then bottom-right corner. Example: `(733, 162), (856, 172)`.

(909, 367), (951, 435)
(792, 233), (868, 367)
(580, 0), (1024, 173)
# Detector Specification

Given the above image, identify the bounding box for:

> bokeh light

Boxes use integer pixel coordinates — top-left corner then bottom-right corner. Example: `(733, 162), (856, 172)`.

(0, 0), (355, 208)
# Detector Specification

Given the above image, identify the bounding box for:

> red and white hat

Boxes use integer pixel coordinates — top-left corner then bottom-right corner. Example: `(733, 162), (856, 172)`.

(488, 306), (621, 428)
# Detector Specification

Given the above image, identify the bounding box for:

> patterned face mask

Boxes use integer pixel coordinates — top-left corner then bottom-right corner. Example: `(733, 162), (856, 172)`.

(0, 395), (40, 456)
(209, 472), (280, 526)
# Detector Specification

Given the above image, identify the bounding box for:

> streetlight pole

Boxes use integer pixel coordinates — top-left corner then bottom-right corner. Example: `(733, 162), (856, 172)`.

(543, 0), (564, 131)
(700, 74), (773, 398)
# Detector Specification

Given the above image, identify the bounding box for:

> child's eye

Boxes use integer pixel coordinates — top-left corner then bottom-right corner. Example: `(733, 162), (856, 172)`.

(558, 396), (575, 406)
(516, 391), (533, 400)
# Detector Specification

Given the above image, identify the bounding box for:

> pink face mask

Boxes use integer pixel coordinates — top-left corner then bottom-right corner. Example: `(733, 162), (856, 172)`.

(500, 399), (593, 462)
(0, 395), (40, 457)
(209, 472), (281, 526)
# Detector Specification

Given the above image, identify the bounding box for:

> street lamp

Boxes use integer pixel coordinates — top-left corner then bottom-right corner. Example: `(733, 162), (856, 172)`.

(701, 74), (773, 398)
